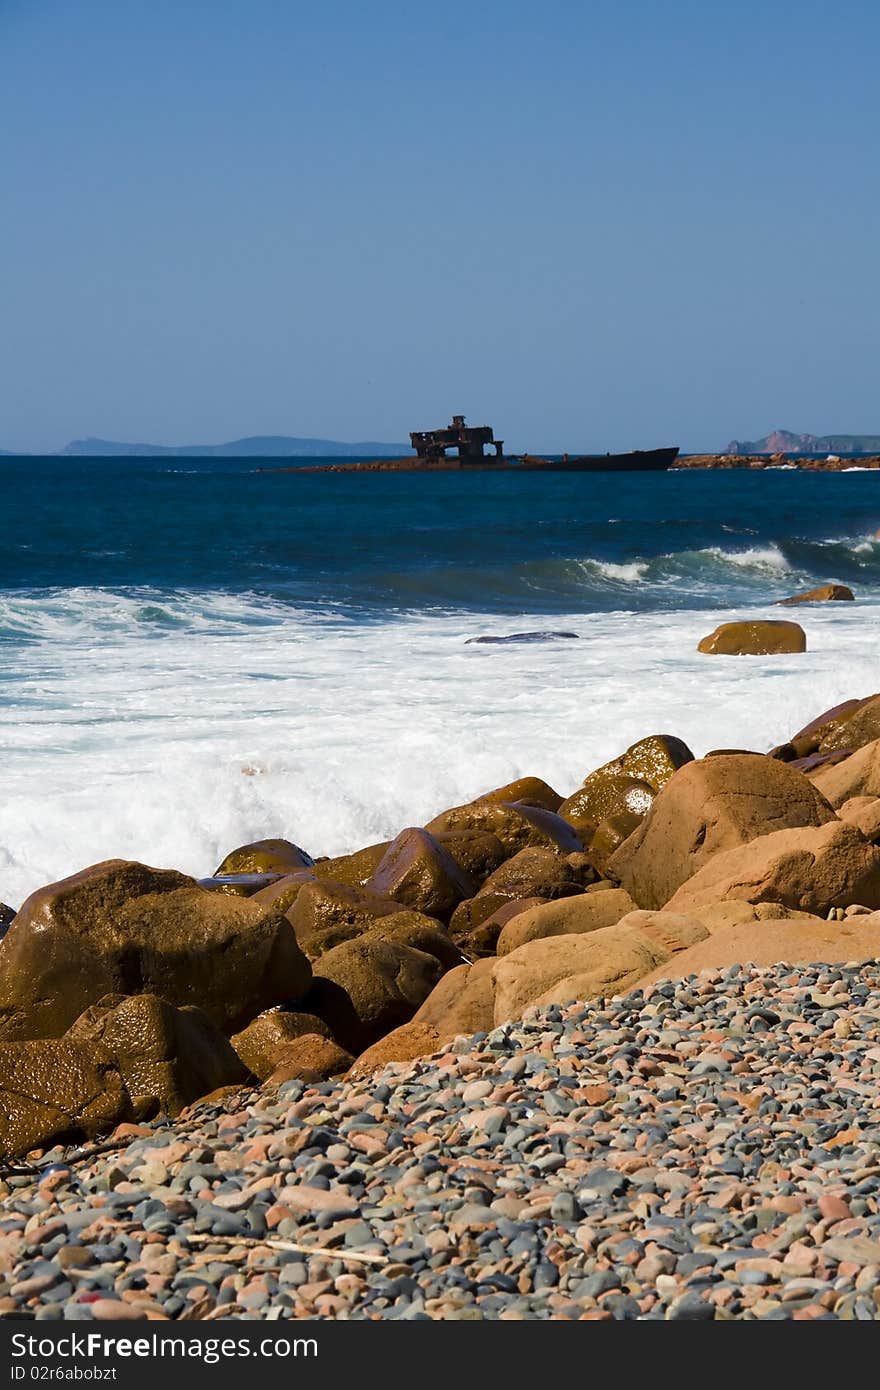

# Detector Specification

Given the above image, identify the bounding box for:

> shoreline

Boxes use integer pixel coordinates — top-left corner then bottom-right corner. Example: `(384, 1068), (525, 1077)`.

(4, 683), (880, 1319)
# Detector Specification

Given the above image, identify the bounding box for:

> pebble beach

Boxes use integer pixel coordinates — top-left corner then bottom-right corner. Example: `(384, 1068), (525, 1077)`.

(5, 960), (880, 1322)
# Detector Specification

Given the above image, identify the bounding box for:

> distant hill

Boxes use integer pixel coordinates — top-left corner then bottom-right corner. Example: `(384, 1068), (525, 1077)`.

(726, 429), (880, 456)
(59, 435), (414, 458)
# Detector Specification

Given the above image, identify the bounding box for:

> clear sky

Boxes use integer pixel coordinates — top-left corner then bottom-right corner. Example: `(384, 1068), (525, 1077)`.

(2, 0), (878, 453)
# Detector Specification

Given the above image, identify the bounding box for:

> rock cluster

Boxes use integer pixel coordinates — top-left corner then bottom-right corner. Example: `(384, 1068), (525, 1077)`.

(2, 696), (880, 1171)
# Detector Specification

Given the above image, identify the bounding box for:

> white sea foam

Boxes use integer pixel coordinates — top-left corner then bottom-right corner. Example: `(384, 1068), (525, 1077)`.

(1, 590), (878, 906)
(702, 544), (791, 572)
(589, 560), (650, 582)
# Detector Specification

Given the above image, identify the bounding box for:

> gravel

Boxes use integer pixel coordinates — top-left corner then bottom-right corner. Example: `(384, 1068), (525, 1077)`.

(4, 960), (880, 1320)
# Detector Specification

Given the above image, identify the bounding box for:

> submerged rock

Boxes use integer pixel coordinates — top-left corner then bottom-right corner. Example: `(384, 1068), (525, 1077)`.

(465, 631), (579, 644)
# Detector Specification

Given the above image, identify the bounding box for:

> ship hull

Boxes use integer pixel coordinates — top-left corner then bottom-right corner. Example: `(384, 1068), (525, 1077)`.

(514, 447), (679, 472)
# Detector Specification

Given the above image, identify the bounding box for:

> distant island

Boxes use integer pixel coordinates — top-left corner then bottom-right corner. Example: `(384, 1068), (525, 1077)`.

(726, 429), (880, 455)
(58, 435), (414, 458)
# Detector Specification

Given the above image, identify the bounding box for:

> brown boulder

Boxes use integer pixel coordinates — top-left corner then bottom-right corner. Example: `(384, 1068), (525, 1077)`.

(264, 1034), (353, 1086)
(0, 1038), (131, 1161)
(476, 847), (596, 903)
(312, 842), (390, 889)
(425, 800), (582, 856)
(697, 620), (806, 655)
(362, 915), (464, 970)
(449, 896), (546, 958)
(215, 838), (314, 876)
(249, 871), (316, 913)
(367, 828), (475, 919)
(778, 584), (854, 606)
(640, 914), (880, 986)
(787, 698), (867, 758)
(286, 879), (406, 956)
(666, 820), (880, 916)
(412, 957), (496, 1036)
(68, 993), (248, 1114)
(817, 695), (880, 754)
(495, 887), (638, 955)
(307, 938), (444, 1051)
(810, 739), (880, 806)
(231, 1009), (332, 1080)
(432, 829), (508, 886)
(491, 913), (708, 1024)
(608, 754), (836, 908)
(838, 797), (880, 843)
(478, 777), (564, 811)
(559, 776), (654, 836)
(588, 810), (643, 872)
(0, 860), (312, 1042)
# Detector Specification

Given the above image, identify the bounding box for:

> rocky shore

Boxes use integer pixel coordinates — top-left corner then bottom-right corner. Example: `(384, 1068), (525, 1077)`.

(674, 453), (880, 471)
(6, 688), (880, 1318)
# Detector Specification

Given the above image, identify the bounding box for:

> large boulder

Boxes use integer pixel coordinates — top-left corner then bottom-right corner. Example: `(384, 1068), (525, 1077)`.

(559, 776), (654, 837)
(608, 754), (836, 908)
(474, 847), (596, 905)
(230, 1009), (332, 1080)
(0, 1039), (132, 1162)
(0, 860), (312, 1042)
(838, 797), (880, 843)
(477, 777), (564, 812)
(215, 838), (314, 875)
(777, 584), (854, 606)
(249, 871), (316, 913)
(286, 879), (409, 956)
(588, 810), (644, 872)
(413, 957), (496, 1036)
(697, 620), (806, 655)
(495, 887), (638, 955)
(367, 828), (475, 919)
(640, 914), (880, 986)
(307, 938), (444, 1051)
(431, 829), (508, 887)
(810, 739), (880, 807)
(68, 993), (249, 1115)
(312, 842), (390, 889)
(560, 734), (693, 833)
(491, 913), (708, 1024)
(816, 696), (880, 754)
(785, 698), (868, 758)
(425, 800), (582, 856)
(666, 820), (880, 916)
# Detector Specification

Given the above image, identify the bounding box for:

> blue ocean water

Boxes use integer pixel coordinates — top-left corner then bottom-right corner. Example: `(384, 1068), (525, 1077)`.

(1, 456), (879, 906)
(3, 457), (880, 614)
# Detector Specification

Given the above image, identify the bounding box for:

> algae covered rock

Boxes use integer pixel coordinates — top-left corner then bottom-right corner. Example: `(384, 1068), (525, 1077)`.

(0, 859), (312, 1041)
(215, 838), (314, 876)
(367, 828), (475, 919)
(697, 620), (806, 655)
(230, 1009), (333, 1080)
(307, 938), (445, 1051)
(0, 1038), (132, 1162)
(68, 993), (248, 1115)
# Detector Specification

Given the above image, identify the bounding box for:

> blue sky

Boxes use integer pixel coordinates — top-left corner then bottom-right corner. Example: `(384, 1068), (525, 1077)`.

(2, 0), (878, 452)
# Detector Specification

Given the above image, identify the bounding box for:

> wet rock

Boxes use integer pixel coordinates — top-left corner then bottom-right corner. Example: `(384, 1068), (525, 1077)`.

(697, 619), (806, 655)
(215, 839), (314, 876)
(68, 993), (249, 1113)
(367, 829), (475, 920)
(264, 1035), (354, 1087)
(308, 938), (444, 1051)
(0, 1039), (131, 1161)
(231, 1010), (333, 1080)
(465, 631), (579, 644)
(778, 584), (854, 606)
(0, 860), (313, 1041)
